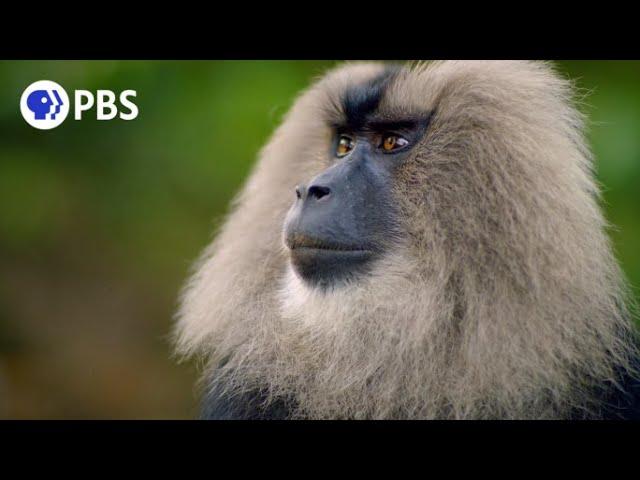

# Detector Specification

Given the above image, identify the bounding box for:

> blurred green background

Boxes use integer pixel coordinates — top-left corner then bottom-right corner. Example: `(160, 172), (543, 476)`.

(0, 61), (638, 418)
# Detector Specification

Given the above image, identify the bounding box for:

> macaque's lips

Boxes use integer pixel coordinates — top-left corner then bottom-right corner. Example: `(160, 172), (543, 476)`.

(285, 233), (370, 253)
(285, 233), (375, 285)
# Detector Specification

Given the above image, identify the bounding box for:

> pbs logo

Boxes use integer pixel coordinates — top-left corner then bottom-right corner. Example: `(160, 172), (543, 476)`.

(20, 80), (70, 130)
(20, 80), (138, 130)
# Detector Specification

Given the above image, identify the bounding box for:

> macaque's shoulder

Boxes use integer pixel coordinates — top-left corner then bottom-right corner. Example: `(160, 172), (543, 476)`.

(200, 384), (294, 420)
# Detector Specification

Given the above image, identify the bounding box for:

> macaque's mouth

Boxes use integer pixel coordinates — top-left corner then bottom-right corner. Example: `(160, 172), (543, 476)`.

(289, 246), (374, 262)
(285, 233), (376, 285)
(285, 233), (371, 253)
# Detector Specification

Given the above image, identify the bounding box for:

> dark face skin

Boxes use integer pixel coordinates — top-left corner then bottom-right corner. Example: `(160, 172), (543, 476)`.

(283, 117), (429, 287)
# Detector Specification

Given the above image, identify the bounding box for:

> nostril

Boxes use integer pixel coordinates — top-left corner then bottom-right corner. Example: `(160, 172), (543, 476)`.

(308, 185), (331, 200)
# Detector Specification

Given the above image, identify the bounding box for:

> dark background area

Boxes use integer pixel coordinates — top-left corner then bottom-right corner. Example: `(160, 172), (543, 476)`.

(0, 61), (638, 418)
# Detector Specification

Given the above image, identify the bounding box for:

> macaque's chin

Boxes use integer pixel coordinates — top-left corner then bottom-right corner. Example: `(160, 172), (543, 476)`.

(288, 246), (376, 287)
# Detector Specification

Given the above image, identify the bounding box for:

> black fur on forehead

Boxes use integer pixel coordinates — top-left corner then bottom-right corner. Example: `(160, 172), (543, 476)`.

(331, 65), (401, 130)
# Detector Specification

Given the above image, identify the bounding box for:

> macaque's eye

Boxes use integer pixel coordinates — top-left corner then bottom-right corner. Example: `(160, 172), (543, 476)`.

(336, 135), (355, 157)
(380, 134), (409, 153)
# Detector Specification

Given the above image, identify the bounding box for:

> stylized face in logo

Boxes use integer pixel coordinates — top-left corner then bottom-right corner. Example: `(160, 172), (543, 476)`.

(26, 89), (64, 120)
(20, 80), (70, 130)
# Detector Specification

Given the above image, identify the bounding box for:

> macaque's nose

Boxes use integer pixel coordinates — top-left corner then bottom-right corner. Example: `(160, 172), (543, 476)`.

(295, 184), (331, 201)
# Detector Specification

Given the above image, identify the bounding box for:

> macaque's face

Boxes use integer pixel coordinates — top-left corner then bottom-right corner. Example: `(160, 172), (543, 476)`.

(283, 71), (431, 287)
